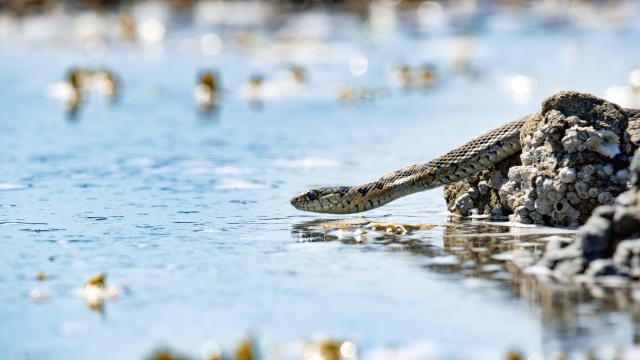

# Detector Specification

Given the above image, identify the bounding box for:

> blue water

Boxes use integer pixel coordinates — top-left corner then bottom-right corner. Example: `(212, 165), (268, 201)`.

(2, 5), (640, 359)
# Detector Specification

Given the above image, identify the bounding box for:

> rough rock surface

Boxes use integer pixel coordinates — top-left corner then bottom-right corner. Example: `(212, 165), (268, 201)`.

(504, 91), (636, 226)
(443, 153), (520, 217)
(539, 149), (640, 280)
(624, 110), (640, 154)
(446, 91), (638, 224)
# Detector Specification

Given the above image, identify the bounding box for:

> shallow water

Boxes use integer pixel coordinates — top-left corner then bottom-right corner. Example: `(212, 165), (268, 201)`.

(2, 4), (640, 359)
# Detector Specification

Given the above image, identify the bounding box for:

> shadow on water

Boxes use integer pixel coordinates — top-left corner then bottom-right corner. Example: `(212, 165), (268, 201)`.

(291, 218), (640, 357)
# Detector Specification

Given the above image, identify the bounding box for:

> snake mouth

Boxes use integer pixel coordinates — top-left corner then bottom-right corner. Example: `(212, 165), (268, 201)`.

(290, 193), (308, 211)
(290, 188), (351, 213)
(290, 191), (322, 212)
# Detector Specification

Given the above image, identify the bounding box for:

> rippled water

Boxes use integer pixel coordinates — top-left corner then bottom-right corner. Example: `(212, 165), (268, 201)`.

(3, 6), (640, 359)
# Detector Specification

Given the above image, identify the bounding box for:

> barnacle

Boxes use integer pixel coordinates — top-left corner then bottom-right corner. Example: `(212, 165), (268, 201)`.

(499, 92), (630, 226)
(538, 148), (640, 280)
(446, 92), (633, 224)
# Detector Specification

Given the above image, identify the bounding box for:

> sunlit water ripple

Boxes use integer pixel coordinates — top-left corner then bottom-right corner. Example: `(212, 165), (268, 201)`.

(2, 6), (640, 359)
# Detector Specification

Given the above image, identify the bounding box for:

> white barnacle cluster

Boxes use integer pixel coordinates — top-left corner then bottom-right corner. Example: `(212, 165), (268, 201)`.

(561, 124), (620, 158)
(453, 192), (474, 215)
(447, 156), (518, 218)
(537, 149), (640, 281)
(499, 108), (629, 226)
(453, 171), (508, 216)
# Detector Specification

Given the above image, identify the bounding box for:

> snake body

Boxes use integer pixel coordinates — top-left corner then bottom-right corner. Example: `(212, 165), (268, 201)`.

(291, 109), (640, 214)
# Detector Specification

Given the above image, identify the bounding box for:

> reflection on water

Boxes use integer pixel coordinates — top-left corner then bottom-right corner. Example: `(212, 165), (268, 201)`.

(292, 218), (640, 358)
(292, 218), (442, 257)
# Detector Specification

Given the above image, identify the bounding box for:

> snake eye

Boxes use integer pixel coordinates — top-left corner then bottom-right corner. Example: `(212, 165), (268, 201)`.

(307, 190), (318, 201)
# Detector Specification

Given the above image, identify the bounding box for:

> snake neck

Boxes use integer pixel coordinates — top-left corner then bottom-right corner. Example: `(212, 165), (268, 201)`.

(339, 117), (528, 213)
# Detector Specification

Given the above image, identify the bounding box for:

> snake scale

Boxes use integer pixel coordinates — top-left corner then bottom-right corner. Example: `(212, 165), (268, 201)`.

(291, 109), (640, 214)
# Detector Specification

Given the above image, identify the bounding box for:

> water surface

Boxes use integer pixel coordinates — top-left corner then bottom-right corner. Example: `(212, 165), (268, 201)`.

(2, 5), (640, 359)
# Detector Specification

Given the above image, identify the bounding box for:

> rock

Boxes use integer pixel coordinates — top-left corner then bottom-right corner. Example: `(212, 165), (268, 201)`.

(632, 145), (640, 185)
(623, 111), (640, 155)
(591, 204), (615, 219)
(452, 193), (474, 215)
(538, 149), (640, 280)
(558, 167), (576, 183)
(613, 208), (640, 238)
(612, 239), (640, 279)
(444, 152), (520, 217)
(444, 91), (639, 226)
(537, 236), (584, 280)
(581, 214), (616, 260)
(500, 91), (631, 226)
(584, 259), (619, 277)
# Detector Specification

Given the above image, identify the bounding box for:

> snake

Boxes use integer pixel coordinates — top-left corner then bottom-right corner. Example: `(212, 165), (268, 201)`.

(291, 108), (640, 214)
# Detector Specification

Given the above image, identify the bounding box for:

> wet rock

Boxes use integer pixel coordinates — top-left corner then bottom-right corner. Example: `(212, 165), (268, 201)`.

(624, 110), (640, 155)
(500, 91), (632, 226)
(537, 236), (584, 280)
(444, 152), (520, 217)
(613, 207), (640, 236)
(538, 149), (640, 280)
(612, 239), (640, 279)
(632, 148), (640, 185)
(453, 193), (474, 214)
(445, 92), (639, 222)
(581, 212), (616, 261)
(584, 259), (619, 277)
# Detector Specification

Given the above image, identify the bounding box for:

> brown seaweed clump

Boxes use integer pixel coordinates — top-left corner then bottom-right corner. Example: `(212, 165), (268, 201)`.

(83, 273), (119, 311)
(146, 348), (191, 360)
(500, 91), (634, 226)
(303, 340), (357, 360)
(146, 336), (255, 360)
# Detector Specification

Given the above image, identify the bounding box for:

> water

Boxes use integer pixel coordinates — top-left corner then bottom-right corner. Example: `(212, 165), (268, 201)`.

(2, 4), (640, 359)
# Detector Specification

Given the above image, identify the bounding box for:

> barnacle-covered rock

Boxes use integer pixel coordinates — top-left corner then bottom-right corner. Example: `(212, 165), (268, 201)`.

(500, 91), (632, 226)
(623, 110), (640, 154)
(444, 91), (639, 223)
(612, 239), (640, 278)
(444, 153), (520, 217)
(537, 149), (640, 280)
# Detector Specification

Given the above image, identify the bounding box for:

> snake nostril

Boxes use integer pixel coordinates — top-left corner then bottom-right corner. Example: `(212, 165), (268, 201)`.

(307, 190), (318, 201)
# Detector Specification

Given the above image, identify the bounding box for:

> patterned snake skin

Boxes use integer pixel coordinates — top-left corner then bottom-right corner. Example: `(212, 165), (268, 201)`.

(290, 109), (640, 214)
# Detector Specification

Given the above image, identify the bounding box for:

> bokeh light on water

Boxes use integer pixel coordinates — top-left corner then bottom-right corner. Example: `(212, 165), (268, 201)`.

(2, 0), (640, 359)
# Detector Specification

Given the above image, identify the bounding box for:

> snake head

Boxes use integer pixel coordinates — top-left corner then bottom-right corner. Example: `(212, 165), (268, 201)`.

(290, 186), (353, 214)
